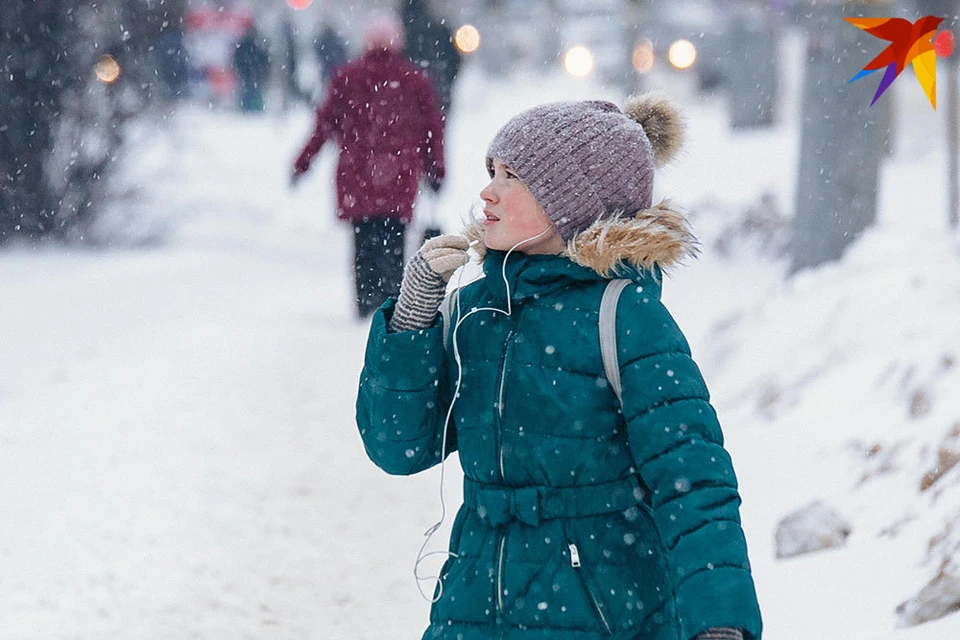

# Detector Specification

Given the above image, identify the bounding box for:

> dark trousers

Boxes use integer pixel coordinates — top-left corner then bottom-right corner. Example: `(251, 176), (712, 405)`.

(353, 217), (406, 318)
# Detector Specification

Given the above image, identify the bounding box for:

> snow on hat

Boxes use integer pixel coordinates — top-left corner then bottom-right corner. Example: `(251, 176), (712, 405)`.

(363, 12), (404, 52)
(485, 95), (685, 242)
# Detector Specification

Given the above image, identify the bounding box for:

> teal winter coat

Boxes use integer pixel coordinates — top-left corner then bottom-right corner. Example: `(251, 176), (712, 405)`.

(356, 207), (762, 640)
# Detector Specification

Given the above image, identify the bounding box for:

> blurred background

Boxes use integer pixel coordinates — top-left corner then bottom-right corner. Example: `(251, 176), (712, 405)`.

(2, 0), (960, 638)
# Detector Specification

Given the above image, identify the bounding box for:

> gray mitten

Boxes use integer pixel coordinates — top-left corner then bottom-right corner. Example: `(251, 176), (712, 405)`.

(389, 234), (470, 333)
(695, 629), (744, 640)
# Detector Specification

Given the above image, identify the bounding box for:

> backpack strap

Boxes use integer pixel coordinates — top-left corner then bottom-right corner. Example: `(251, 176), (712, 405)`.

(443, 279), (629, 406)
(599, 279), (632, 406)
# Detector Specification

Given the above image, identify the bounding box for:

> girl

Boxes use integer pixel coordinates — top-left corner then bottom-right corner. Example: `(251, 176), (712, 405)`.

(356, 95), (762, 640)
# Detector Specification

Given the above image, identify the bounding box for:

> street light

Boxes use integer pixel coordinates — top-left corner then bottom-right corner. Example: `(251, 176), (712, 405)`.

(934, 29), (955, 57)
(632, 39), (655, 74)
(563, 46), (593, 78)
(667, 40), (696, 71)
(286, 0), (313, 9)
(94, 54), (121, 83)
(454, 24), (481, 54)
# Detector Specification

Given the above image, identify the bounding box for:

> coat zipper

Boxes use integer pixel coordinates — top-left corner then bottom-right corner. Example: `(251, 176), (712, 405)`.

(493, 308), (520, 624)
(568, 542), (613, 635)
(497, 335), (511, 421)
(494, 328), (514, 482)
(496, 534), (507, 614)
(494, 301), (525, 483)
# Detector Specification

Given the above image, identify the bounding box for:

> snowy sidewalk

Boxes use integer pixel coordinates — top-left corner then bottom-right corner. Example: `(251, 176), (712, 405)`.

(0, 68), (607, 639)
(0, 103), (446, 637)
(3, 56), (960, 639)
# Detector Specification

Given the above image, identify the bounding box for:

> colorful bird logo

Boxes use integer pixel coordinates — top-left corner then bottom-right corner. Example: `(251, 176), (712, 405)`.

(845, 16), (954, 110)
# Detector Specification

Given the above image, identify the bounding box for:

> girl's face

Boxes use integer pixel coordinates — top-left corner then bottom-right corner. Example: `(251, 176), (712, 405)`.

(480, 158), (565, 255)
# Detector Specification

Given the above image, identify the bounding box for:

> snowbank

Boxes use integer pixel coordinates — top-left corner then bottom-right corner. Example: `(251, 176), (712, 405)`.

(2, 28), (960, 639)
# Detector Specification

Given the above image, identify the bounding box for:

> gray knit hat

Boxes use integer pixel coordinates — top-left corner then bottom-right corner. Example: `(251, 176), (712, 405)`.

(486, 95), (685, 242)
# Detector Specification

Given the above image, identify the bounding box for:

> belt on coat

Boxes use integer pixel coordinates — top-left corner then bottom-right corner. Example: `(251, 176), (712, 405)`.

(463, 475), (650, 528)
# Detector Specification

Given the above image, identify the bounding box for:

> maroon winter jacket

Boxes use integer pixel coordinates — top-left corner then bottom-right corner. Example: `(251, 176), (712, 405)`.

(294, 47), (445, 224)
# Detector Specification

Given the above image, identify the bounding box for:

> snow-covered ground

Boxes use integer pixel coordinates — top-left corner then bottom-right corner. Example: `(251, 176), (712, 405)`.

(3, 29), (960, 639)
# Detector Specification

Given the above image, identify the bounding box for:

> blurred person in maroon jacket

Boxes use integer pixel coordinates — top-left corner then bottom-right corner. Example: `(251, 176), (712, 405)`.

(292, 13), (445, 319)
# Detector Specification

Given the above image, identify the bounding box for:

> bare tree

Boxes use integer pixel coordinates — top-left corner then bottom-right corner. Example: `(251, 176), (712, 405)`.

(0, 0), (186, 243)
(790, 1), (893, 274)
(916, 0), (959, 230)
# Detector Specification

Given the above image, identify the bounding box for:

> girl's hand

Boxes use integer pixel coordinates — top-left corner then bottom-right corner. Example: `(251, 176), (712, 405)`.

(418, 234), (470, 282)
(389, 235), (469, 332)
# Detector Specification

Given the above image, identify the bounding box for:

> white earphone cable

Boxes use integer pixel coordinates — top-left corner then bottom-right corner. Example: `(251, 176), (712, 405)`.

(413, 226), (551, 603)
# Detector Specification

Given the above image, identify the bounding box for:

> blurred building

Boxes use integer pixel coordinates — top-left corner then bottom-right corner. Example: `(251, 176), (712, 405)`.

(179, 0), (761, 102)
(449, 0), (736, 92)
(184, 1), (256, 104)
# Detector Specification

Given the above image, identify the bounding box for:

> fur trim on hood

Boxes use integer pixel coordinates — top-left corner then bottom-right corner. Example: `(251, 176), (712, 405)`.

(462, 200), (699, 277)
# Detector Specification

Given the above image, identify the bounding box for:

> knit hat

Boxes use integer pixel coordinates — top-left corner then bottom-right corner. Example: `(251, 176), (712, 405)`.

(485, 95), (684, 242)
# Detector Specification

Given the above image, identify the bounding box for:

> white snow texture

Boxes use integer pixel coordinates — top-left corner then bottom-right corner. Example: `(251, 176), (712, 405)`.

(2, 29), (960, 640)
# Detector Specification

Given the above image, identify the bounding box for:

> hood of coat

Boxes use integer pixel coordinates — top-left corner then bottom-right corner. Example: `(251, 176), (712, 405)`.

(463, 199), (699, 278)
(457, 200), (698, 302)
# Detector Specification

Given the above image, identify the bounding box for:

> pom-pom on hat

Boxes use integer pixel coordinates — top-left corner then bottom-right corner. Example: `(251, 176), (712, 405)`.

(486, 94), (684, 242)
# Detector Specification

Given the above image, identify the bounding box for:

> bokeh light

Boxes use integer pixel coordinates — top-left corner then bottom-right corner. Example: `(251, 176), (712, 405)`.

(454, 24), (481, 54)
(563, 46), (594, 78)
(94, 54), (121, 83)
(632, 39), (655, 74)
(286, 0), (313, 9)
(934, 30), (954, 58)
(668, 40), (697, 70)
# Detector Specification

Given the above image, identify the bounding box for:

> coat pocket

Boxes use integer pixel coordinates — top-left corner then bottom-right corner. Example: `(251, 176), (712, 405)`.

(567, 541), (614, 635)
(564, 513), (675, 636)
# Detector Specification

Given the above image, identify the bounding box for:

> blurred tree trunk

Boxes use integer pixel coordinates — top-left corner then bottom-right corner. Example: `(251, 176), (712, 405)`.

(949, 53), (959, 230)
(625, 0), (652, 95)
(0, 1), (72, 240)
(790, 0), (893, 274)
(728, 0), (780, 129)
(0, 0), (185, 244)
(917, 0), (959, 230)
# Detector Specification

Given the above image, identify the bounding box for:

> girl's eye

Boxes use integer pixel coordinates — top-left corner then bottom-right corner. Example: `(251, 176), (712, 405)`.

(505, 171), (518, 179)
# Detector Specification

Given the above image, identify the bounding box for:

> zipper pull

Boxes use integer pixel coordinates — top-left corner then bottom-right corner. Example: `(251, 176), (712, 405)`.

(568, 543), (581, 568)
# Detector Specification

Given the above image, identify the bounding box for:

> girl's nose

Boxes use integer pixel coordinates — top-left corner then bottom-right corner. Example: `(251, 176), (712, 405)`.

(480, 181), (496, 203)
